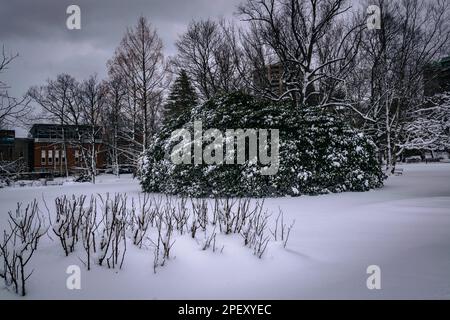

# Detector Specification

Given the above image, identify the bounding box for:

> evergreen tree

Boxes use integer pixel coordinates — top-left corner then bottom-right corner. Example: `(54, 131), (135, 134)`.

(163, 70), (198, 128)
(139, 92), (384, 197)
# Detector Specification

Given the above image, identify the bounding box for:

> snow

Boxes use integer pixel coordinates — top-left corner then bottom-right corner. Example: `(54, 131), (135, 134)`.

(1, 163), (450, 299)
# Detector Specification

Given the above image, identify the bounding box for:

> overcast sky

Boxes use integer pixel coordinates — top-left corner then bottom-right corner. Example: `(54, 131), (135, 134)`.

(0, 0), (242, 135)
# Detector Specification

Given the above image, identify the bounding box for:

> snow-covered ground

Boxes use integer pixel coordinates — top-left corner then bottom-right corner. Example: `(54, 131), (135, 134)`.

(1, 163), (450, 299)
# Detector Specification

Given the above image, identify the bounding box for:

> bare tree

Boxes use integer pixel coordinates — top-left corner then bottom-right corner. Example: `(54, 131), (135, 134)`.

(237, 0), (362, 107)
(174, 19), (244, 101)
(352, 0), (450, 173)
(103, 75), (127, 176)
(28, 74), (81, 177)
(400, 92), (450, 151)
(0, 46), (31, 129)
(108, 16), (167, 153)
(108, 64), (143, 167)
(78, 75), (108, 184)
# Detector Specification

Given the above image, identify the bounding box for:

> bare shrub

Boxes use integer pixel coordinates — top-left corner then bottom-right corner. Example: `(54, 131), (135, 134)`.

(238, 202), (271, 258)
(0, 200), (47, 296)
(97, 193), (128, 269)
(174, 197), (189, 234)
(216, 198), (238, 234)
(213, 198), (265, 235)
(233, 198), (253, 234)
(160, 204), (176, 262)
(211, 198), (219, 226)
(270, 209), (295, 248)
(191, 199), (208, 232)
(205, 197), (272, 258)
(80, 196), (99, 270)
(131, 193), (156, 248)
(151, 216), (162, 274)
(151, 205), (175, 273)
(201, 227), (217, 252)
(283, 221), (295, 249)
(189, 199), (200, 239)
(52, 195), (86, 256)
(251, 210), (270, 258)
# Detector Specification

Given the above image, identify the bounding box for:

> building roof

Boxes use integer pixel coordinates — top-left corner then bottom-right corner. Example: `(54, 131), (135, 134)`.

(29, 123), (102, 141)
(30, 123), (93, 131)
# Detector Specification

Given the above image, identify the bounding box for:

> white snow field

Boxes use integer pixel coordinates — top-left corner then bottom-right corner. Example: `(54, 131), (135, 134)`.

(0, 163), (450, 300)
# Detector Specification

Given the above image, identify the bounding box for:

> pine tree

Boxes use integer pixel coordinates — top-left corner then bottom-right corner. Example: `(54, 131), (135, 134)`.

(163, 70), (198, 128)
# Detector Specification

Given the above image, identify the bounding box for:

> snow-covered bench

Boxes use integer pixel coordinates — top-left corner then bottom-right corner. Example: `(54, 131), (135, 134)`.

(393, 168), (404, 176)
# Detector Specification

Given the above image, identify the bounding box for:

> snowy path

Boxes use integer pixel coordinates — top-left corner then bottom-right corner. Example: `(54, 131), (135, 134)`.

(0, 163), (449, 299)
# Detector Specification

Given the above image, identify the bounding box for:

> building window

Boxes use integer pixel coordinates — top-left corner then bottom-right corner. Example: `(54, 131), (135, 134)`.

(48, 150), (53, 165)
(75, 150), (80, 164)
(55, 150), (60, 165)
(41, 150), (46, 165)
(62, 150), (66, 163)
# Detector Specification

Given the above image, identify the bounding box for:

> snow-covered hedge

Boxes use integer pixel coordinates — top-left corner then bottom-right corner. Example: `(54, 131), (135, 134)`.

(139, 92), (383, 197)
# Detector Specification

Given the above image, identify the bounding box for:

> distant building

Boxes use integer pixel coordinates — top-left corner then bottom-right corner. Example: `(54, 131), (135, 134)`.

(29, 124), (106, 175)
(252, 62), (318, 103)
(0, 130), (15, 161)
(253, 63), (285, 96)
(0, 129), (33, 172)
(423, 56), (450, 96)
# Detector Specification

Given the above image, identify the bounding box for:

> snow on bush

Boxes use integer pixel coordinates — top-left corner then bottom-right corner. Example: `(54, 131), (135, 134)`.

(139, 92), (384, 197)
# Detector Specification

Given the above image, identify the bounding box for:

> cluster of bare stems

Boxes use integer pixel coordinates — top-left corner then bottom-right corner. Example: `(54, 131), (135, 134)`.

(48, 194), (101, 270)
(80, 196), (99, 270)
(211, 198), (257, 235)
(51, 195), (86, 256)
(226, 199), (271, 258)
(1, 193), (296, 295)
(270, 209), (296, 248)
(49, 193), (128, 270)
(151, 198), (176, 273)
(201, 226), (218, 252)
(174, 197), (189, 235)
(189, 199), (218, 252)
(0, 200), (47, 296)
(179, 197), (293, 258)
(97, 193), (128, 269)
(190, 199), (208, 238)
(129, 193), (159, 248)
